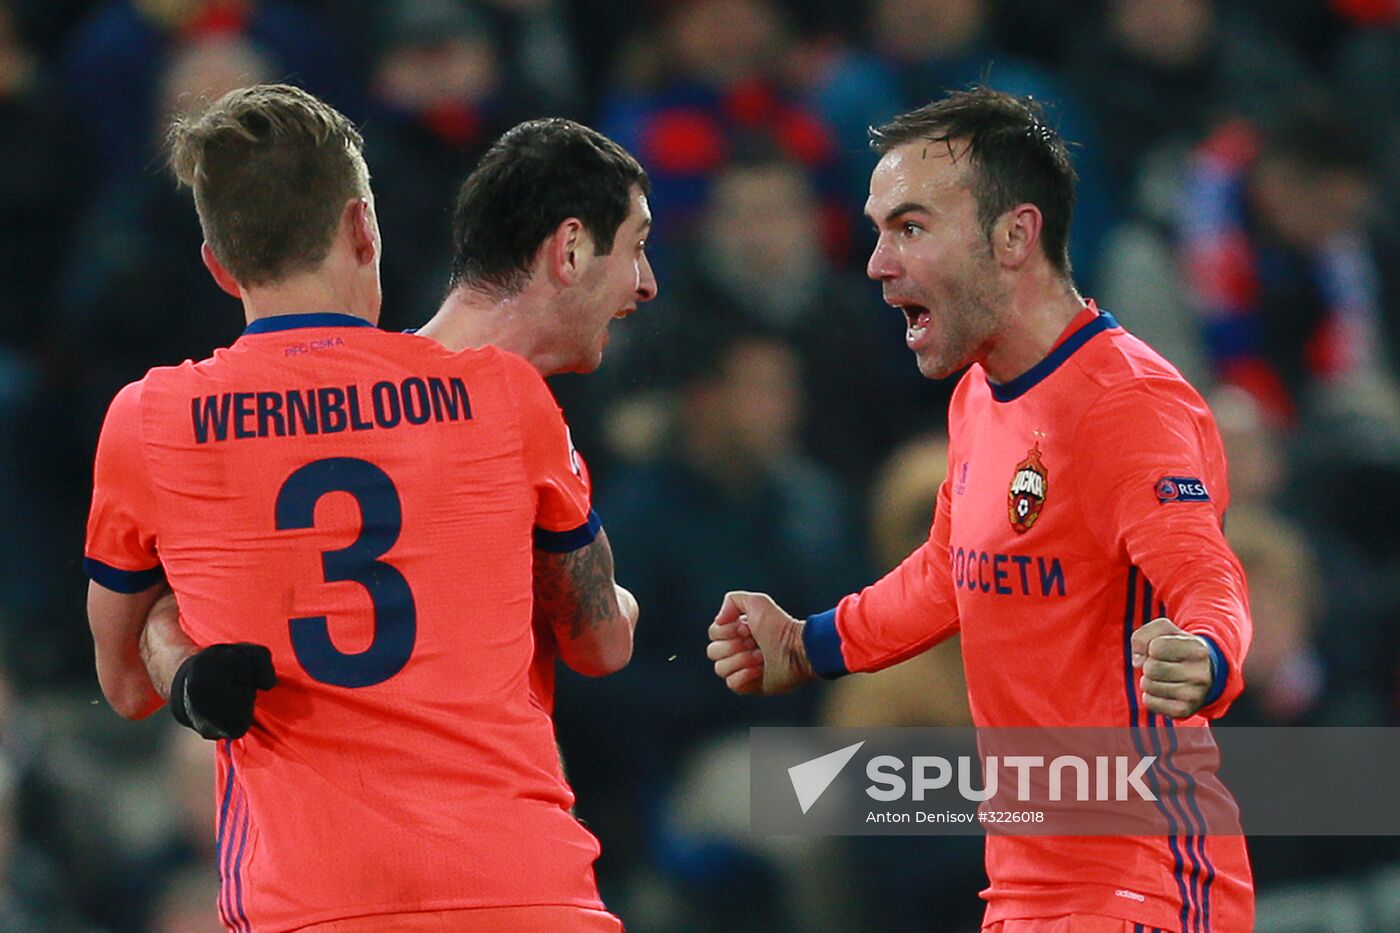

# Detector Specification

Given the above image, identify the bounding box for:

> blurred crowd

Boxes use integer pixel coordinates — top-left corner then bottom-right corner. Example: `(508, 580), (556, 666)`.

(3, 0), (1400, 929)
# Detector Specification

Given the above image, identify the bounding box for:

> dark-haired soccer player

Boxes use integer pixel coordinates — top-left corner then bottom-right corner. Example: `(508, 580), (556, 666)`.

(86, 85), (629, 931)
(708, 88), (1254, 932)
(416, 118), (656, 712)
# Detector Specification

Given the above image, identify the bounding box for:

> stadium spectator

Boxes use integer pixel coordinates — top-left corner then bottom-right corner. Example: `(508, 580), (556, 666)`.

(1069, 0), (1313, 193)
(618, 149), (923, 486)
(365, 0), (575, 326)
(1180, 105), (1400, 602)
(1093, 143), (1214, 390)
(60, 32), (275, 407)
(1179, 105), (1399, 425)
(1084, 0), (1317, 397)
(804, 0), (1115, 285)
(60, 0), (348, 191)
(598, 0), (844, 268)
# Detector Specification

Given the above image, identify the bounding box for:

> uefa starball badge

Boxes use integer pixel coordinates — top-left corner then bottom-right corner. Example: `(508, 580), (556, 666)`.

(1008, 444), (1048, 533)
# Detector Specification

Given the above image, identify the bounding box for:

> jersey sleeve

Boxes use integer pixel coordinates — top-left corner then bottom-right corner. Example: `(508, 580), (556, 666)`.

(804, 477), (960, 677)
(497, 351), (599, 554)
(1072, 379), (1252, 717)
(85, 380), (164, 592)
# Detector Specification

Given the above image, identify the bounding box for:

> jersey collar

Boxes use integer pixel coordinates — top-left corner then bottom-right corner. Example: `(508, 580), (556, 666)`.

(988, 302), (1118, 403)
(243, 312), (376, 335)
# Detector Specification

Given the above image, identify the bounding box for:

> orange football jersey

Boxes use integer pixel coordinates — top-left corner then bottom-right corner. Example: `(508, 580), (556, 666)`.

(86, 313), (607, 931)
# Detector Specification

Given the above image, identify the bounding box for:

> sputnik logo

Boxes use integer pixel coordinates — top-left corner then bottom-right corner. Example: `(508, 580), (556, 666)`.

(788, 742), (865, 814)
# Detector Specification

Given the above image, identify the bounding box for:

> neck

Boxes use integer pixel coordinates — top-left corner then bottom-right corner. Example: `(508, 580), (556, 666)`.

(241, 267), (377, 326)
(981, 271), (1084, 384)
(420, 284), (562, 374)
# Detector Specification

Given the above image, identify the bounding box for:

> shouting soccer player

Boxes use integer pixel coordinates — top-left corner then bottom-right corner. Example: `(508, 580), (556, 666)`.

(86, 85), (631, 931)
(707, 88), (1254, 931)
(416, 118), (656, 714)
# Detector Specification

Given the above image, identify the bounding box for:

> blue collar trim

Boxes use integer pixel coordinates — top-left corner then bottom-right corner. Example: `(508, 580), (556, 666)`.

(989, 311), (1118, 403)
(243, 313), (375, 335)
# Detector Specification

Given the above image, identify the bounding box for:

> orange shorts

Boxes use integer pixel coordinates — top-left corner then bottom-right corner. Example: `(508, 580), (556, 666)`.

(296, 905), (623, 932)
(984, 917), (1171, 933)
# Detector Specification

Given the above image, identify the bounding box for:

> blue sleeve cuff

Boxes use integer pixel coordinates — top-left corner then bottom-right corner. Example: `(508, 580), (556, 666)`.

(84, 557), (164, 594)
(1199, 635), (1228, 707)
(533, 509), (603, 553)
(803, 608), (849, 679)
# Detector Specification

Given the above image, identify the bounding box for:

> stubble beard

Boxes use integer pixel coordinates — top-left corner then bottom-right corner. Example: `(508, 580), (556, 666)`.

(916, 250), (1006, 380)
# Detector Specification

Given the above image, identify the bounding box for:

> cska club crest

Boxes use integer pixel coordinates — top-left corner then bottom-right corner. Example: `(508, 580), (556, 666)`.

(1008, 444), (1048, 533)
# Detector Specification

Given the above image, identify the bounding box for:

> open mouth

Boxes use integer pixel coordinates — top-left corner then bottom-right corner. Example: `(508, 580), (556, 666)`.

(614, 306), (636, 320)
(887, 300), (933, 351)
(897, 303), (931, 332)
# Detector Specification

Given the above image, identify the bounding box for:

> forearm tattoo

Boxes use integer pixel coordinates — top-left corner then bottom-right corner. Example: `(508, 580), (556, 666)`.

(533, 540), (617, 640)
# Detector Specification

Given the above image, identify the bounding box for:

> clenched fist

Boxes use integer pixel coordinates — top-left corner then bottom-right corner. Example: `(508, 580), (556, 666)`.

(1131, 617), (1217, 719)
(707, 591), (815, 696)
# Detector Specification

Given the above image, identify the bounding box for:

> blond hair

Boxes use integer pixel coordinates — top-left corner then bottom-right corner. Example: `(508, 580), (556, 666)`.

(168, 83), (367, 286)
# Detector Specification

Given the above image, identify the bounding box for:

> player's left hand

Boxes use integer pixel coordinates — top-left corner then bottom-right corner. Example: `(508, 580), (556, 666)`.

(1131, 618), (1213, 720)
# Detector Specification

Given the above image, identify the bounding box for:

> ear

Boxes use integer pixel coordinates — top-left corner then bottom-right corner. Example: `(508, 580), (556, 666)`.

(993, 203), (1043, 270)
(346, 197), (378, 267)
(543, 218), (589, 286)
(200, 243), (242, 298)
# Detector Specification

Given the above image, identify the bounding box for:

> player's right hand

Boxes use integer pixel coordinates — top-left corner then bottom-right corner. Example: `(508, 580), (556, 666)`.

(170, 643), (277, 740)
(707, 591), (814, 696)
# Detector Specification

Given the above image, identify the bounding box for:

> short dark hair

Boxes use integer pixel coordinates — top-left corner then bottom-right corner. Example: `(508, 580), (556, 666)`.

(168, 83), (367, 286)
(870, 87), (1077, 277)
(449, 119), (650, 296)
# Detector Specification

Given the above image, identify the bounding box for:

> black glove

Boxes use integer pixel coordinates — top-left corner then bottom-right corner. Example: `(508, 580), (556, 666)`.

(170, 643), (277, 740)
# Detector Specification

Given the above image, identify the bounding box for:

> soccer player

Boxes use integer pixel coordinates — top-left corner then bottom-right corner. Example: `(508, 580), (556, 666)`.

(134, 117), (656, 729)
(416, 118), (656, 713)
(86, 85), (631, 931)
(707, 88), (1254, 931)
